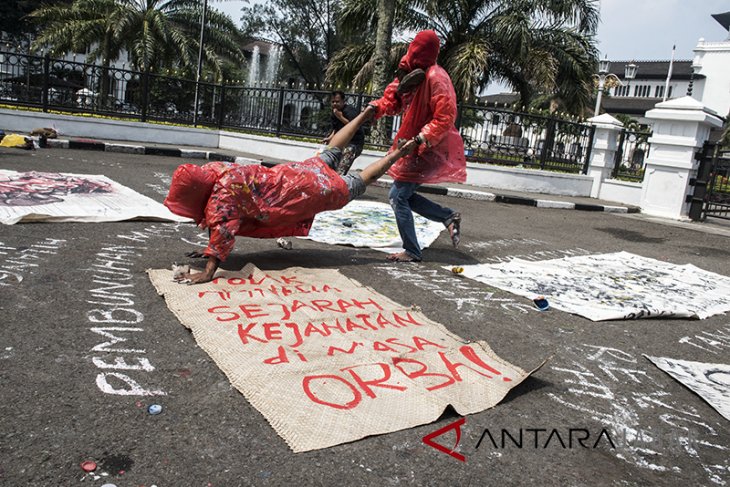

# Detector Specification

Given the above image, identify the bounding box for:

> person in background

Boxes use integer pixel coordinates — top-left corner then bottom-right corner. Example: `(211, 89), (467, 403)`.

(368, 30), (467, 262)
(322, 91), (366, 175)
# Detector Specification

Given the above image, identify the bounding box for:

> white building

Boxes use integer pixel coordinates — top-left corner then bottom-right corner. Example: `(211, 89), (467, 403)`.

(600, 60), (697, 124)
(479, 12), (730, 126)
(603, 11), (730, 122)
(690, 11), (730, 118)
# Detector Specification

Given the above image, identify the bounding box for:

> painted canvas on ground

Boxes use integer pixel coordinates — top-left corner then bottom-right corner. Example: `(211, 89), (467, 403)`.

(303, 200), (444, 251)
(148, 264), (536, 452)
(0, 169), (188, 224)
(452, 251), (730, 321)
(645, 356), (730, 421)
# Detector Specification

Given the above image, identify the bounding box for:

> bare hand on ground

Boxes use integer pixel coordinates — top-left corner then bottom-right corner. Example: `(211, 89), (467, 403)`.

(174, 270), (214, 285)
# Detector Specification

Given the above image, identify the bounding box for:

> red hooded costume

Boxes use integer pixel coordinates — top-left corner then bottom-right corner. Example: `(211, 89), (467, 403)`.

(370, 30), (466, 184)
(164, 158), (349, 262)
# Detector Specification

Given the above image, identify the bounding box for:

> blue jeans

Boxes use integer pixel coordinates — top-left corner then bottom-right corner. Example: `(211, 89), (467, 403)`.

(389, 181), (455, 260)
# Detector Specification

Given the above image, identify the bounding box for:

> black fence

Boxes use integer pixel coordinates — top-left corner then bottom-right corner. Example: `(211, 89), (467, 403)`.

(1, 50), (595, 173)
(688, 142), (730, 221)
(612, 129), (651, 182)
(459, 107), (595, 174)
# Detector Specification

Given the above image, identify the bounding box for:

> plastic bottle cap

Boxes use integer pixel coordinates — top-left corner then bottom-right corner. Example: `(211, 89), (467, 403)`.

(148, 404), (163, 415)
(80, 461), (97, 472)
(533, 297), (550, 311)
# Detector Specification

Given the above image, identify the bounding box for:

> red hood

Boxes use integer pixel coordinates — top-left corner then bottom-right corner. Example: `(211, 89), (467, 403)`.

(398, 30), (440, 72)
(164, 164), (216, 223)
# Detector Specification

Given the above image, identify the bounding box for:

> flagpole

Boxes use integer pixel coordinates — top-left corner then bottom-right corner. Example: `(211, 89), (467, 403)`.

(193, 0), (209, 126)
(662, 44), (675, 102)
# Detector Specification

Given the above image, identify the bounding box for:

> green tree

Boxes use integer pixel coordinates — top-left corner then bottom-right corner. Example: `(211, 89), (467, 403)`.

(240, 0), (341, 86)
(325, 0), (410, 92)
(29, 0), (246, 78)
(370, 0), (395, 93)
(329, 0), (599, 115)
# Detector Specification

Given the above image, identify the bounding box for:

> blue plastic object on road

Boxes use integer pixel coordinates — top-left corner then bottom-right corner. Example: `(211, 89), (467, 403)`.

(148, 404), (163, 415)
(533, 297), (550, 311)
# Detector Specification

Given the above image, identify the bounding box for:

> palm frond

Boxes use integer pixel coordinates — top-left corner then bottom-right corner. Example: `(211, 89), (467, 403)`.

(442, 38), (491, 101)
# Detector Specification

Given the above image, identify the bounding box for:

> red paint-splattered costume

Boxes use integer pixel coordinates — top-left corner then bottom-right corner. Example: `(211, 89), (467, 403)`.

(164, 158), (349, 261)
(370, 30), (466, 184)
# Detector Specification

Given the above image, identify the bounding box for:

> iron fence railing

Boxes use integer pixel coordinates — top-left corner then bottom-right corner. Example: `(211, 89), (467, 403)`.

(689, 142), (730, 221)
(703, 145), (730, 221)
(1, 50), (595, 172)
(458, 106), (595, 174)
(612, 129), (651, 182)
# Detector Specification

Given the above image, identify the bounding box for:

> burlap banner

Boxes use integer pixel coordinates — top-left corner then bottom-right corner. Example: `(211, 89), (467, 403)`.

(148, 264), (535, 452)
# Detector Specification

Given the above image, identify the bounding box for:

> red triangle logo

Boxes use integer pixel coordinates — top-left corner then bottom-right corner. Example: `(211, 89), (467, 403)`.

(422, 417), (466, 462)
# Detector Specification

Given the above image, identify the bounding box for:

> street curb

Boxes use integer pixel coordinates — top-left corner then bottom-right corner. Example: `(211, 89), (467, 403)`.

(371, 180), (638, 213)
(46, 137), (639, 214)
(47, 137), (256, 165)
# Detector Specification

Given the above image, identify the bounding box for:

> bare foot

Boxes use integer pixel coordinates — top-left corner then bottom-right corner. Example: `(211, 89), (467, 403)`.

(446, 213), (461, 248)
(386, 252), (421, 262)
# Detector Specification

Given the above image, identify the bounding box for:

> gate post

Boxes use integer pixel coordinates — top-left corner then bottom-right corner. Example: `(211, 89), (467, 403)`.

(586, 113), (623, 198)
(640, 96), (723, 220)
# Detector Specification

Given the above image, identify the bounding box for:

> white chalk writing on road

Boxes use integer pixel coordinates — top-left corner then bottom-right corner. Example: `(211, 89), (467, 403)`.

(84, 224), (182, 396)
(679, 326), (730, 355)
(464, 238), (546, 250)
(549, 344), (728, 485)
(0, 238), (66, 286)
(146, 172), (173, 196)
(374, 264), (535, 318)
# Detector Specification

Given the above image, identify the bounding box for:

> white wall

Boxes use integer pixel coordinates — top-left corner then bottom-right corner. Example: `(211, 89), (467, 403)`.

(693, 39), (730, 117)
(219, 130), (321, 162)
(0, 109), (219, 147)
(598, 179), (642, 206)
(462, 163), (594, 196)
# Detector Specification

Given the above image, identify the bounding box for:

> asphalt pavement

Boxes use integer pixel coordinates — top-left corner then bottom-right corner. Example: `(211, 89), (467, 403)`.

(1, 146), (729, 486)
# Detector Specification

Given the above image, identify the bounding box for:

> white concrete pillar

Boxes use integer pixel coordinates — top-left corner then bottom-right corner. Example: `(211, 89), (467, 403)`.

(586, 113), (624, 198)
(640, 96), (723, 220)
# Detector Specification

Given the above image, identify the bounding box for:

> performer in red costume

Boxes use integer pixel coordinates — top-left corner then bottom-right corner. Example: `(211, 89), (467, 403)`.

(164, 105), (416, 284)
(369, 30), (467, 262)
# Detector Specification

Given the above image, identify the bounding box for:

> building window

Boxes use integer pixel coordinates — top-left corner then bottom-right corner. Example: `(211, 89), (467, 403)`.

(667, 86), (673, 98)
(615, 85), (630, 97)
(633, 85), (651, 97)
(655, 85), (664, 98)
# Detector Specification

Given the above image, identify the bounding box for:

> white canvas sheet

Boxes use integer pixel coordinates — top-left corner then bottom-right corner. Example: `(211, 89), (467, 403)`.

(0, 170), (189, 224)
(148, 264), (537, 452)
(453, 251), (730, 321)
(645, 356), (730, 421)
(302, 200), (444, 252)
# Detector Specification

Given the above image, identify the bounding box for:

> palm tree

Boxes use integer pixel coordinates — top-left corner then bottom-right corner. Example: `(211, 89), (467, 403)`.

(30, 0), (245, 79)
(329, 0), (599, 115)
(370, 0), (396, 93)
(327, 0), (409, 92)
(239, 0), (346, 86)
